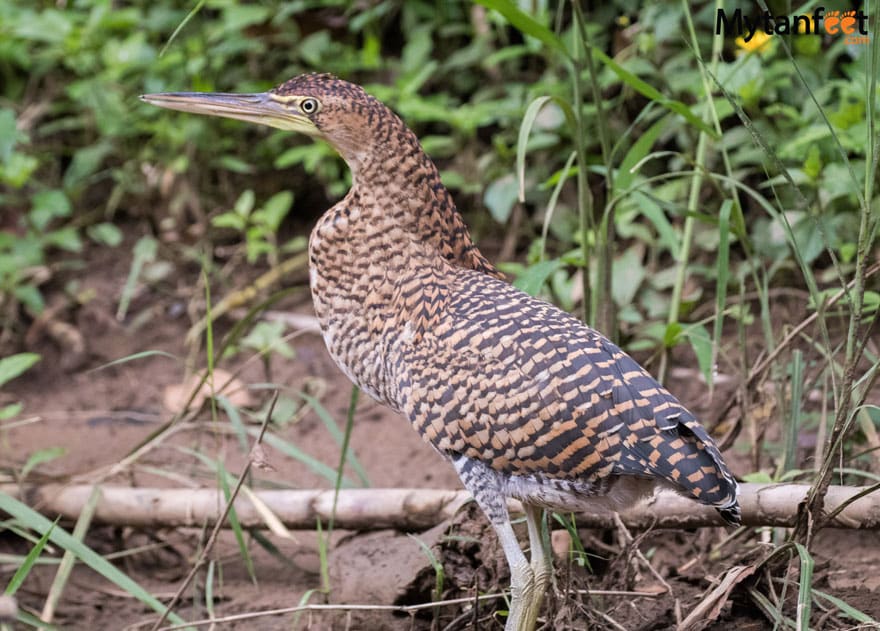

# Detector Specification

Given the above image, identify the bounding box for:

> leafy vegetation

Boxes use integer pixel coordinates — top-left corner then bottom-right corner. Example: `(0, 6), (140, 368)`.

(1, 0), (878, 628)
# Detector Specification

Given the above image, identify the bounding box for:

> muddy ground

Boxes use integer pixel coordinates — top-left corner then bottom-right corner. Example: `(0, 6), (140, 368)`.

(2, 233), (879, 630)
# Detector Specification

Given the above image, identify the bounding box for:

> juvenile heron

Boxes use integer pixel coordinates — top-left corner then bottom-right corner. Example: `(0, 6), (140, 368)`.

(142, 74), (739, 631)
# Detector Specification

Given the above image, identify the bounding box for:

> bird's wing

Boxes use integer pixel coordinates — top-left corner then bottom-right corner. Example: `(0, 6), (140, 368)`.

(389, 266), (738, 512)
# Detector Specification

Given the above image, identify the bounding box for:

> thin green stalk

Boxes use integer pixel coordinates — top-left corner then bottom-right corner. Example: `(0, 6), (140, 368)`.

(330, 385), (360, 534)
(795, 1), (880, 544)
(41, 486), (101, 623)
(660, 0), (718, 382)
(574, 2), (615, 335)
(149, 393), (275, 631)
(568, 32), (593, 325)
(782, 351), (804, 475)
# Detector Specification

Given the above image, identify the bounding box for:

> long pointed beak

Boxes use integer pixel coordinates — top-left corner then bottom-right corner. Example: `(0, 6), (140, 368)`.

(140, 91), (317, 134)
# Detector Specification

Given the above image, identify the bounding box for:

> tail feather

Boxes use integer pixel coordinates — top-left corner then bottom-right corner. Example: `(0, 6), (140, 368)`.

(718, 502), (742, 526)
(605, 348), (740, 519)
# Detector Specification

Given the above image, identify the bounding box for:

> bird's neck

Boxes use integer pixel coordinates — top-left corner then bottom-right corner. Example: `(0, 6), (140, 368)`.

(307, 122), (502, 405)
(334, 126), (501, 278)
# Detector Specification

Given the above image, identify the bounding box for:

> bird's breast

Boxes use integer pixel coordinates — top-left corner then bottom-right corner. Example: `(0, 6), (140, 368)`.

(307, 205), (413, 407)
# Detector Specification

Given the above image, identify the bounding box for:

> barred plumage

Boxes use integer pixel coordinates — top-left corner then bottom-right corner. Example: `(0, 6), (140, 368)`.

(143, 73), (740, 631)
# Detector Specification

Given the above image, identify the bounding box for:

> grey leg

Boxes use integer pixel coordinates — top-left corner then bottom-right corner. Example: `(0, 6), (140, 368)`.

(452, 455), (536, 631)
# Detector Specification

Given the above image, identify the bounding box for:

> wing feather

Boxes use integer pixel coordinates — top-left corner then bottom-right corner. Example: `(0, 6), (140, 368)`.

(389, 266), (738, 515)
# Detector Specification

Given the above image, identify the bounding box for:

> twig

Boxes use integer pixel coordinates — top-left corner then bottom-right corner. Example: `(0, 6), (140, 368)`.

(135, 589), (661, 631)
(6, 483), (880, 531)
(712, 261), (880, 432)
(148, 391), (278, 631)
(612, 512), (672, 595)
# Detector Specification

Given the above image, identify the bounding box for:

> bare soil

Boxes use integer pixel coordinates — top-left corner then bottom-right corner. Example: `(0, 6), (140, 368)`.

(2, 233), (879, 630)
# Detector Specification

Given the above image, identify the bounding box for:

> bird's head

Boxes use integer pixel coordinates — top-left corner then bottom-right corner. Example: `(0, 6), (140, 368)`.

(141, 73), (393, 176)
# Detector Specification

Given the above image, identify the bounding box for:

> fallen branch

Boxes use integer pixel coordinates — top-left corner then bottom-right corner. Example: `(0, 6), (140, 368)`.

(3, 483), (879, 531)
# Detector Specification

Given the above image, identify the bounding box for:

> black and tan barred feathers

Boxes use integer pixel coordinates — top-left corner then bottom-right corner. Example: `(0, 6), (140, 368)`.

(143, 71), (740, 631)
(278, 73), (741, 524)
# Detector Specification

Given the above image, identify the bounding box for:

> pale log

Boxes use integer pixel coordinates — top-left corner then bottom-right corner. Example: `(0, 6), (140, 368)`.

(3, 483), (878, 530)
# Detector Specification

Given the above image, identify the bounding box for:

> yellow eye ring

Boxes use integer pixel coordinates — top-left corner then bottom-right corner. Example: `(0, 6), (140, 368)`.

(301, 97), (320, 115)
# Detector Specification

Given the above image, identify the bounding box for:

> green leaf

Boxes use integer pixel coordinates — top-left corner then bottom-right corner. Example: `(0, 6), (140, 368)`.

(803, 145), (822, 180)
(812, 588), (878, 624)
(0, 353), (40, 388)
(711, 200), (732, 382)
(255, 430), (355, 487)
(517, 96), (552, 202)
(483, 174), (518, 223)
(662, 322), (683, 348)
(216, 460), (256, 585)
(63, 142), (113, 189)
(216, 155), (254, 174)
(241, 321), (295, 359)
(297, 392), (370, 487)
(742, 471), (773, 483)
(256, 191), (294, 232)
(793, 543), (814, 631)
(30, 190), (71, 231)
(212, 212), (247, 231)
(611, 245), (646, 308)
(474, 0), (568, 57)
(683, 323), (713, 385)
(0, 152), (38, 188)
(43, 227), (82, 252)
(14, 284), (44, 314)
(0, 108), (22, 163)
(235, 189), (255, 217)
(21, 447), (66, 480)
(514, 259), (563, 296)
(86, 222), (123, 247)
(614, 115), (668, 196)
(591, 47), (719, 139)
(222, 4), (270, 31)
(117, 236), (158, 321)
(0, 402), (23, 420)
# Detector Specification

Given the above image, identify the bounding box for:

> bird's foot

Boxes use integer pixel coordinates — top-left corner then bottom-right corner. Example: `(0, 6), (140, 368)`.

(506, 560), (543, 631)
(525, 557), (551, 626)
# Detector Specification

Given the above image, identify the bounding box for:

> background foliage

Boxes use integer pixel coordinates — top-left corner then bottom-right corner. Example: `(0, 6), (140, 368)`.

(1, 1), (875, 338)
(2, 0), (879, 508)
(1, 0), (879, 627)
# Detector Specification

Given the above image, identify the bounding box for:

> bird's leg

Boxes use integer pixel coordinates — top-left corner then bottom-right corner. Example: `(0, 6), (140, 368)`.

(522, 504), (551, 629)
(451, 455), (535, 631)
(494, 513), (535, 631)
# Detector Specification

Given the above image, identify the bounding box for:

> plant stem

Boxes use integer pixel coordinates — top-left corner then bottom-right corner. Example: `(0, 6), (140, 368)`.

(574, 2), (616, 336)
(568, 15), (594, 326)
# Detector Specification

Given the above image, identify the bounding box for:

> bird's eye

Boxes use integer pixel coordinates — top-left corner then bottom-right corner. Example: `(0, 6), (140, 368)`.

(300, 97), (320, 115)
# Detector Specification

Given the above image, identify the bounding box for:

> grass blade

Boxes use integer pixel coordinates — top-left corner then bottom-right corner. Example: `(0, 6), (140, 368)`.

(0, 353), (40, 387)
(4, 520), (57, 596)
(710, 199), (732, 395)
(41, 487), (101, 622)
(0, 492), (186, 625)
(217, 460), (256, 586)
(811, 588), (878, 624)
(516, 96), (577, 202)
(782, 351), (804, 475)
(474, 0), (568, 57)
(793, 543), (813, 631)
(590, 47), (718, 139)
(298, 392), (369, 486)
(254, 429), (355, 487)
(539, 150), (577, 261)
(331, 385), (361, 530)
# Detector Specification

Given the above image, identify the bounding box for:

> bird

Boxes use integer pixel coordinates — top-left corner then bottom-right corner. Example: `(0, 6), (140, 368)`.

(142, 74), (740, 631)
